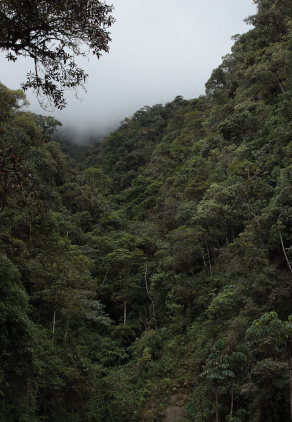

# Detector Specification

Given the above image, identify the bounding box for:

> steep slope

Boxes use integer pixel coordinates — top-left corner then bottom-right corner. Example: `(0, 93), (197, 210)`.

(80, 1), (292, 420)
(1, 1), (292, 421)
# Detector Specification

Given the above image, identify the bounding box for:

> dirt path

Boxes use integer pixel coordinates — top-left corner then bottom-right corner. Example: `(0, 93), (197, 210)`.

(162, 394), (188, 422)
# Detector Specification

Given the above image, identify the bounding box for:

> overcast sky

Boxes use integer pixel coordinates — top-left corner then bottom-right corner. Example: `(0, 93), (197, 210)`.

(0, 0), (257, 141)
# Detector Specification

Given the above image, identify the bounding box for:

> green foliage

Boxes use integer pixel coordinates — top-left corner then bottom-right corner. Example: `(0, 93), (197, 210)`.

(2, 1), (292, 420)
(0, 1), (115, 108)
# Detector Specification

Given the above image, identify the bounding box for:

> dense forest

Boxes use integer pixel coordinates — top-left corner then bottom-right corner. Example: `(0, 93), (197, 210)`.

(1, 0), (292, 421)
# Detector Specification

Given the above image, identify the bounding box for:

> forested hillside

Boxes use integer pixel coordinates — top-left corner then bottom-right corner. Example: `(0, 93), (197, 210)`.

(1, 0), (292, 421)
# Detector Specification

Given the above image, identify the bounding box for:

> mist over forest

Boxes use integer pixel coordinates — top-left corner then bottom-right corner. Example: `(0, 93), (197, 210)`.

(0, 0), (256, 142)
(2, 1), (292, 422)
(56, 124), (118, 146)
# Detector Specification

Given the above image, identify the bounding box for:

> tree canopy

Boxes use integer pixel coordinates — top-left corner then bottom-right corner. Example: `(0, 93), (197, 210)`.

(2, 0), (292, 421)
(0, 0), (115, 108)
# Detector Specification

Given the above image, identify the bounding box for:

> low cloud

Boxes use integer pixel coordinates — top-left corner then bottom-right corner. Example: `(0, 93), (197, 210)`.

(0, 0), (256, 143)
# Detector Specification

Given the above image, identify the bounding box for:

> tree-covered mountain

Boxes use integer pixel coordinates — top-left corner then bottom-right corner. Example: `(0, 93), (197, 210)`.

(1, 0), (292, 421)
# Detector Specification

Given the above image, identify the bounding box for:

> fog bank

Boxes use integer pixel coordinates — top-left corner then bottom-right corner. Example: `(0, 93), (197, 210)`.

(0, 0), (256, 143)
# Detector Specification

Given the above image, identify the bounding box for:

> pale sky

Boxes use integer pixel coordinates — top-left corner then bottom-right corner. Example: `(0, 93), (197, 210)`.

(0, 0), (257, 141)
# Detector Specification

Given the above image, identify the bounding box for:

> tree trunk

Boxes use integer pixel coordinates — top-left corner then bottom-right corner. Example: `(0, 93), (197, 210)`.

(64, 315), (70, 343)
(230, 383), (234, 419)
(215, 388), (219, 422)
(278, 226), (292, 273)
(288, 343), (292, 422)
(123, 300), (127, 325)
(275, 76), (285, 94)
(202, 254), (208, 272)
(206, 242), (213, 277)
(145, 265), (157, 330)
(52, 309), (56, 341)
(97, 269), (108, 297)
(200, 398), (207, 422)
(29, 218), (32, 245)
